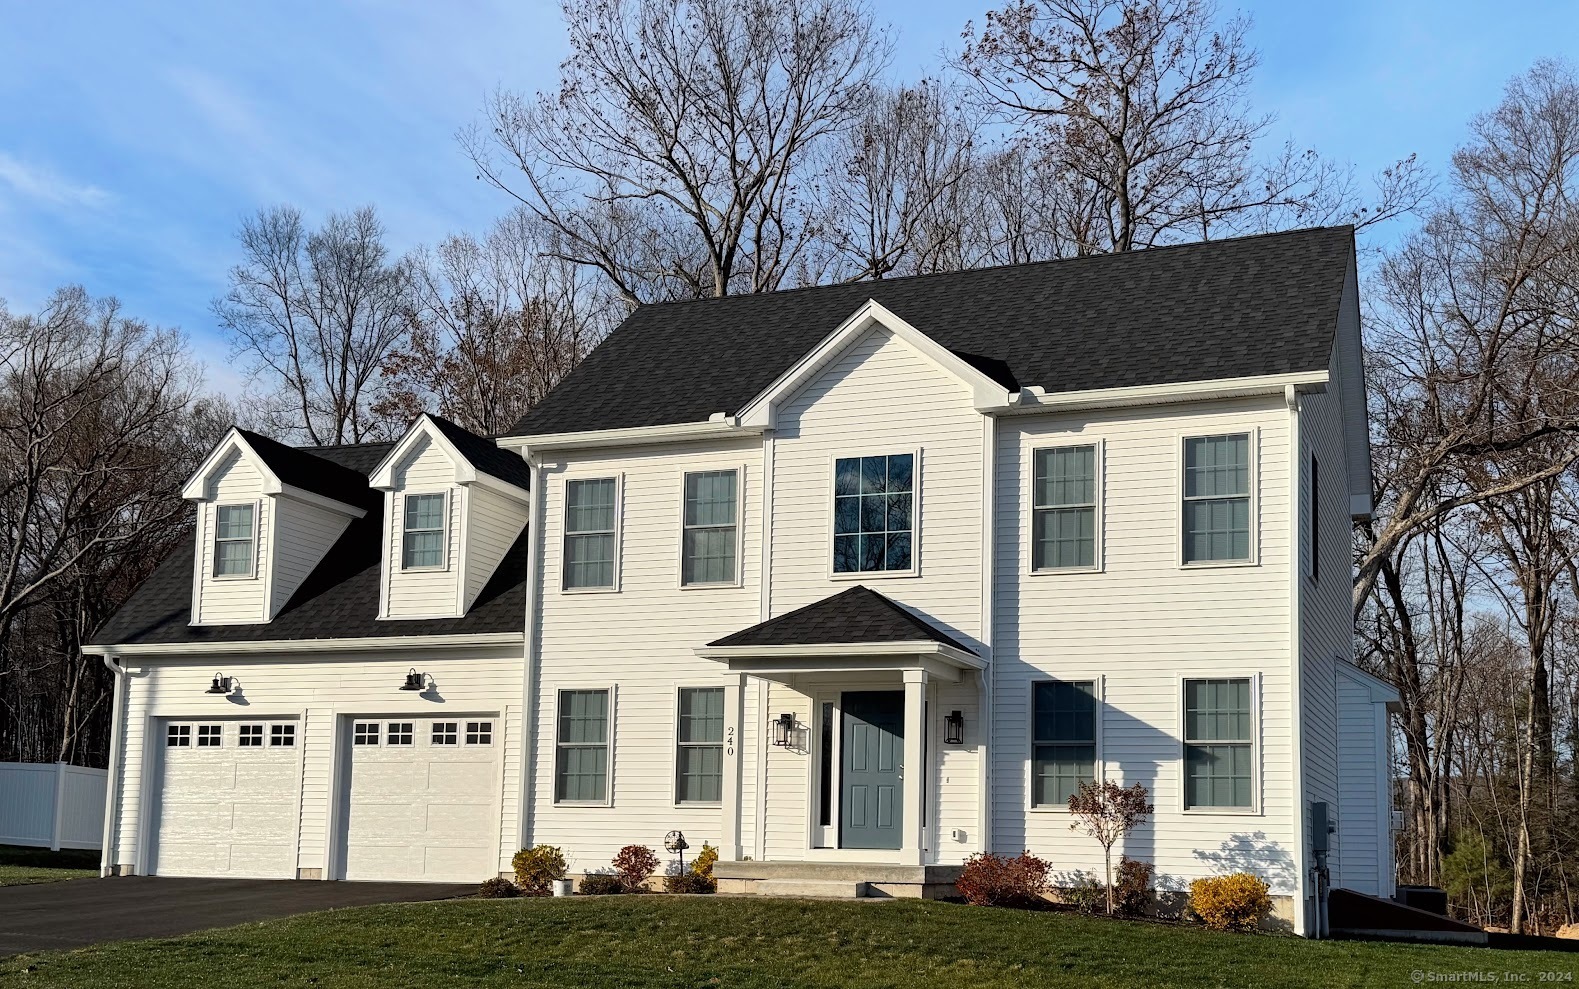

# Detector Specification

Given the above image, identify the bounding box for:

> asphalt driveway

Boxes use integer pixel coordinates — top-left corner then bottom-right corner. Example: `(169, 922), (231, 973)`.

(0, 876), (473, 956)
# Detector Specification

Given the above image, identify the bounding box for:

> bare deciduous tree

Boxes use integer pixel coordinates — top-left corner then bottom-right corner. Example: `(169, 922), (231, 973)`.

(374, 210), (613, 436)
(214, 205), (416, 445)
(958, 0), (1427, 252)
(465, 0), (891, 305)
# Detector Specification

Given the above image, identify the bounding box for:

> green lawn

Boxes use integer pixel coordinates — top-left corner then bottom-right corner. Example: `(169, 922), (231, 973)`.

(3, 896), (1575, 988)
(0, 845), (98, 887)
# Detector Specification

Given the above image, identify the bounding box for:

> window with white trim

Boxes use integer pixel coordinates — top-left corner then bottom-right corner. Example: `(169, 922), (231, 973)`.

(833, 453), (914, 573)
(1033, 445), (1097, 570)
(353, 722), (379, 746)
(1031, 681), (1097, 806)
(681, 471), (738, 585)
(166, 724), (191, 747)
(213, 504), (255, 577)
(466, 721), (493, 745)
(564, 479), (617, 589)
(555, 689), (609, 802)
(675, 687), (724, 803)
(401, 493), (447, 570)
(1183, 433), (1252, 563)
(238, 724), (264, 747)
(197, 724), (223, 747)
(386, 722), (414, 746)
(431, 722), (458, 746)
(1183, 678), (1254, 809)
(270, 723), (296, 747)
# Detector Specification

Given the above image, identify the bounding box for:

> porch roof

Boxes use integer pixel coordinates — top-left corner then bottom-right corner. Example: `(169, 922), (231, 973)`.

(695, 586), (982, 679)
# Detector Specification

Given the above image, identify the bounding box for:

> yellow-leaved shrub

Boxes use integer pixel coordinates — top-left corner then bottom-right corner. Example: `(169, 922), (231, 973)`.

(1188, 873), (1271, 932)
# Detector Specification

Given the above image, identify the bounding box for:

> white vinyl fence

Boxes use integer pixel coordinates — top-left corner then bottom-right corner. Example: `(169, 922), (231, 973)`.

(0, 762), (106, 850)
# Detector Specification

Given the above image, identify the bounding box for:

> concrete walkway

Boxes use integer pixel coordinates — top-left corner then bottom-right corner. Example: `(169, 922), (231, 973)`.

(0, 876), (473, 956)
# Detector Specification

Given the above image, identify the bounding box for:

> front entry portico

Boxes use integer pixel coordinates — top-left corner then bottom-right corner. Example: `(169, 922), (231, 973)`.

(695, 585), (984, 870)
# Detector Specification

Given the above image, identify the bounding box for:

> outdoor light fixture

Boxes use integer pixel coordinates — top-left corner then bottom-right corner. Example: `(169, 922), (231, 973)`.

(205, 674), (233, 695)
(400, 669), (428, 692)
(944, 710), (965, 745)
(772, 712), (796, 747)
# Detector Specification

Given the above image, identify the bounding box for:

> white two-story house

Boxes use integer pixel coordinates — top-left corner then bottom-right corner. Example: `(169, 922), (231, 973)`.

(87, 226), (1398, 935)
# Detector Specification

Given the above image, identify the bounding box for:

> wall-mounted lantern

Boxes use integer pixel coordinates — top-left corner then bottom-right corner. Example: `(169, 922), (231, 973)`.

(944, 710), (965, 745)
(400, 669), (429, 692)
(772, 712), (796, 747)
(205, 674), (234, 696)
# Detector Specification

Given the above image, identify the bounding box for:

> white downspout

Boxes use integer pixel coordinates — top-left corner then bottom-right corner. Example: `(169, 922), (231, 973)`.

(516, 449), (545, 855)
(96, 650), (128, 877)
(1286, 384), (1311, 937)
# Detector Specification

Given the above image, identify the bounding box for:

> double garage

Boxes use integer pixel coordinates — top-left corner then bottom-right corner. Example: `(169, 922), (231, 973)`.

(145, 713), (502, 883)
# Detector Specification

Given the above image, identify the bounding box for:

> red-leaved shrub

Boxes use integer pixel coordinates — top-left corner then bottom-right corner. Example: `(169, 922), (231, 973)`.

(612, 844), (659, 893)
(955, 851), (1051, 908)
(1114, 857), (1155, 918)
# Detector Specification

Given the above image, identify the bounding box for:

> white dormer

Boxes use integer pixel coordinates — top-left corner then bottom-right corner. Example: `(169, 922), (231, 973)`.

(182, 429), (369, 625)
(369, 415), (531, 620)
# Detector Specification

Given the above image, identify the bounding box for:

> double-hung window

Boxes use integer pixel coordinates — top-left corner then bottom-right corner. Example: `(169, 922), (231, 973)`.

(1183, 433), (1253, 564)
(1183, 678), (1255, 810)
(682, 471), (738, 586)
(833, 453), (914, 574)
(1031, 680), (1098, 806)
(401, 493), (447, 570)
(213, 504), (256, 577)
(1032, 445), (1098, 570)
(675, 687), (724, 803)
(564, 478), (618, 590)
(555, 689), (610, 802)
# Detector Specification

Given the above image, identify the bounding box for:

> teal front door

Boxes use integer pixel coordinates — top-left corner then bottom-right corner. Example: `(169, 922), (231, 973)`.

(840, 691), (904, 850)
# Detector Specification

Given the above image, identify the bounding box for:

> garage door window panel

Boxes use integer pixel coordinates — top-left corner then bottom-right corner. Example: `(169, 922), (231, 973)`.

(466, 721), (493, 745)
(197, 724), (223, 747)
(167, 725), (191, 747)
(353, 722), (379, 746)
(270, 724), (295, 747)
(238, 724), (263, 747)
(387, 722), (414, 746)
(432, 722), (458, 745)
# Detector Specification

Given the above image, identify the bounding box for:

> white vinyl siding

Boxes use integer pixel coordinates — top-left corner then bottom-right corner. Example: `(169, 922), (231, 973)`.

(564, 478), (618, 590)
(1182, 433), (1253, 564)
(555, 689), (610, 803)
(1031, 680), (1097, 807)
(1183, 677), (1255, 810)
(832, 452), (916, 574)
(995, 397), (1296, 893)
(463, 484), (529, 610)
(213, 504), (256, 577)
(675, 687), (724, 804)
(383, 436), (464, 619)
(193, 453), (270, 624)
(401, 493), (447, 570)
(1032, 445), (1098, 571)
(268, 496), (353, 620)
(104, 649), (524, 880)
(682, 471), (739, 585)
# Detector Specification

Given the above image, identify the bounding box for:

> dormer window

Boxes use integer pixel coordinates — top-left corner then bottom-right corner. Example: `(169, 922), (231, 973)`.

(401, 493), (448, 570)
(213, 504), (257, 578)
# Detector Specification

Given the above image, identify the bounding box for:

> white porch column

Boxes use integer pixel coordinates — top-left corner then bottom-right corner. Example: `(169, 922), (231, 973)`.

(720, 672), (747, 861)
(901, 668), (928, 866)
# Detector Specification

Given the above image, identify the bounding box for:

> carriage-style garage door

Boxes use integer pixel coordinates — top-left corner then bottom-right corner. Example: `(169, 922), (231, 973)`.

(337, 716), (500, 883)
(150, 719), (301, 878)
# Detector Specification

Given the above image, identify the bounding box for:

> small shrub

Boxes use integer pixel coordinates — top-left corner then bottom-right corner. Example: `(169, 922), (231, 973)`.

(955, 851), (1051, 908)
(579, 873), (624, 895)
(478, 876), (519, 898)
(1063, 873), (1106, 914)
(612, 844), (660, 893)
(1114, 858), (1155, 918)
(663, 871), (716, 893)
(691, 842), (719, 878)
(1189, 873), (1271, 932)
(512, 845), (568, 896)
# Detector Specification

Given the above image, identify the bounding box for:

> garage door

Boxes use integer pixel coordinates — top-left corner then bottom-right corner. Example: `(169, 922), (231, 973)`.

(151, 719), (301, 878)
(338, 716), (500, 882)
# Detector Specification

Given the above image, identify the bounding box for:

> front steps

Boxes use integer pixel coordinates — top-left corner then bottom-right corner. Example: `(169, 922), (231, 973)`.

(715, 861), (962, 900)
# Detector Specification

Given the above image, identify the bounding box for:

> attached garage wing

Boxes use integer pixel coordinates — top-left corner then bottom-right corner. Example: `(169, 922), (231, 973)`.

(336, 716), (501, 883)
(149, 719), (301, 878)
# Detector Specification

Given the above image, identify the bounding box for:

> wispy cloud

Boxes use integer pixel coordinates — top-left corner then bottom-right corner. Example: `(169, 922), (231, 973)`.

(0, 153), (110, 209)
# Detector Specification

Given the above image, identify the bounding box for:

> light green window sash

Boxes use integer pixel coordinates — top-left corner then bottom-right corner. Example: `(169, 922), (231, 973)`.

(1183, 677), (1254, 809)
(1032, 445), (1096, 570)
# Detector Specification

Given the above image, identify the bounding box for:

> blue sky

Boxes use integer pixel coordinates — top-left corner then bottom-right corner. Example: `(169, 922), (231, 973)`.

(1, 0), (1574, 394)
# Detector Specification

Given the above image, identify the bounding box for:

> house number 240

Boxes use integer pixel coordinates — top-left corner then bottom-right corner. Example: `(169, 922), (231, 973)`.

(725, 726), (736, 757)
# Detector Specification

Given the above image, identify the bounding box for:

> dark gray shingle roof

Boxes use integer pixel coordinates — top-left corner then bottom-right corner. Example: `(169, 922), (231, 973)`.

(425, 414), (532, 490)
(236, 429), (381, 511)
(708, 585), (975, 654)
(89, 441), (528, 646)
(507, 226), (1354, 436)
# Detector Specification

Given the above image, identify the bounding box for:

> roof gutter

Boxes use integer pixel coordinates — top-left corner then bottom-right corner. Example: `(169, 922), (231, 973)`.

(83, 631), (524, 659)
(694, 640), (985, 670)
(993, 370), (1329, 415)
(497, 416), (764, 454)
